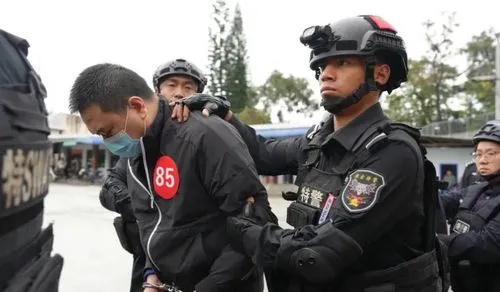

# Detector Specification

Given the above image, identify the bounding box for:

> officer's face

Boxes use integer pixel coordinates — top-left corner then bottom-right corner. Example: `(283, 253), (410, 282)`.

(318, 56), (390, 98)
(80, 97), (149, 140)
(158, 75), (198, 102)
(475, 141), (500, 175)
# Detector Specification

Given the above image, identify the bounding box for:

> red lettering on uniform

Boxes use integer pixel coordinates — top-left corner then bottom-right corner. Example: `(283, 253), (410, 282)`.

(153, 156), (180, 200)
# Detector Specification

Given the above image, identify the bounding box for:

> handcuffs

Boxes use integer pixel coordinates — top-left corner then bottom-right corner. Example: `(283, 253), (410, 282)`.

(142, 282), (185, 292)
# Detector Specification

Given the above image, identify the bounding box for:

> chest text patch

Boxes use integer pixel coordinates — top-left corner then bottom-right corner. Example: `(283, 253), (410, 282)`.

(341, 169), (385, 213)
(153, 156), (180, 200)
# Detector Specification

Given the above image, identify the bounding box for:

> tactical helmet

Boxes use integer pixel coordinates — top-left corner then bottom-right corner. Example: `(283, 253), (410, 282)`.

(300, 15), (408, 94)
(152, 58), (207, 93)
(472, 120), (500, 145)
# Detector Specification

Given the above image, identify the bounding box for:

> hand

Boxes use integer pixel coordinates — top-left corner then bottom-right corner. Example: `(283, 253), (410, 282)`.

(226, 216), (258, 254)
(169, 94), (232, 122)
(143, 288), (160, 292)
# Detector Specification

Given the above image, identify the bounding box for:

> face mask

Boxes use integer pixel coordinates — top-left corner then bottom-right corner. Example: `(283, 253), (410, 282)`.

(103, 109), (145, 158)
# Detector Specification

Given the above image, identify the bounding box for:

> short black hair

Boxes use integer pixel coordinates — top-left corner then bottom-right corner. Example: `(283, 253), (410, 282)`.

(69, 63), (154, 113)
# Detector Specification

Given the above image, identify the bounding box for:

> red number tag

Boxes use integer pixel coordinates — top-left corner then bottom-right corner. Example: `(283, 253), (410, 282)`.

(153, 156), (180, 200)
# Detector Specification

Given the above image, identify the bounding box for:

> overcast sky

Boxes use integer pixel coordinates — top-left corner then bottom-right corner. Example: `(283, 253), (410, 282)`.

(1, 0), (498, 123)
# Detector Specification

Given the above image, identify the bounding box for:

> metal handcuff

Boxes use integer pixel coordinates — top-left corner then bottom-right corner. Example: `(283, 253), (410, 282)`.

(142, 282), (187, 292)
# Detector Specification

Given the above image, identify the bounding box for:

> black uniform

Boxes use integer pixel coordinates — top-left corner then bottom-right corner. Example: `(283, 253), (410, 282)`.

(460, 160), (483, 188)
(439, 181), (500, 291)
(100, 158), (145, 292)
(126, 99), (276, 292)
(0, 30), (63, 291)
(228, 103), (442, 291)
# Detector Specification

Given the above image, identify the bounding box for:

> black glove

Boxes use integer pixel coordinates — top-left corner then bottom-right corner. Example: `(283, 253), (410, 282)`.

(178, 93), (231, 119)
(227, 216), (259, 255)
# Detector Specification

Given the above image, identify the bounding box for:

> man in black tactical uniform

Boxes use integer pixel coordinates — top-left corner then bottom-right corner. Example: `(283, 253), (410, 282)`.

(172, 15), (447, 292)
(99, 58), (208, 292)
(439, 120), (500, 292)
(0, 29), (63, 291)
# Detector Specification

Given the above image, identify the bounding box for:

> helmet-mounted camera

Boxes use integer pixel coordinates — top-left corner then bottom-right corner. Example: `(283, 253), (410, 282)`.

(300, 25), (339, 55)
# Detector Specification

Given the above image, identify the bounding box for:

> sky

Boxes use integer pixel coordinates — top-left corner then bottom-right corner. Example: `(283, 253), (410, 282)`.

(1, 0), (499, 124)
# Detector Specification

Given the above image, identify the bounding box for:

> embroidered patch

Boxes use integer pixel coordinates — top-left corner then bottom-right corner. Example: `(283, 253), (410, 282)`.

(452, 219), (470, 234)
(341, 169), (385, 213)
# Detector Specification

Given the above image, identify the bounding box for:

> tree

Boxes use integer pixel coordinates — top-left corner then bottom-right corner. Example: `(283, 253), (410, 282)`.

(385, 12), (461, 126)
(257, 70), (318, 121)
(460, 29), (496, 115)
(237, 106), (271, 124)
(224, 4), (250, 113)
(207, 0), (230, 96)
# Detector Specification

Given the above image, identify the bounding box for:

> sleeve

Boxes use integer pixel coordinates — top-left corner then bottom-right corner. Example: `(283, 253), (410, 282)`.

(445, 212), (500, 263)
(331, 140), (422, 249)
(195, 244), (256, 292)
(229, 115), (308, 176)
(233, 140), (424, 284)
(196, 117), (269, 214)
(99, 157), (133, 219)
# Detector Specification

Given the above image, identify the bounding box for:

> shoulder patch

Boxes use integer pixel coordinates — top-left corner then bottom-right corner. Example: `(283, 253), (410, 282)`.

(341, 169), (385, 213)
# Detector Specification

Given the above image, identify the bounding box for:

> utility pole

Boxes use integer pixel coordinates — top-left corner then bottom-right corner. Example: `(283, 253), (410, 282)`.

(495, 32), (500, 119)
(471, 32), (500, 119)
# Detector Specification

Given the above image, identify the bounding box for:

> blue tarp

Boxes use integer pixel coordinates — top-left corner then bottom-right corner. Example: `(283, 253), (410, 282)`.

(70, 126), (310, 145)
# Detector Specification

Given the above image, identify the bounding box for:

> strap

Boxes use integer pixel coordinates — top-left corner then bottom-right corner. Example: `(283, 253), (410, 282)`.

(0, 224), (54, 286)
(460, 183), (487, 209)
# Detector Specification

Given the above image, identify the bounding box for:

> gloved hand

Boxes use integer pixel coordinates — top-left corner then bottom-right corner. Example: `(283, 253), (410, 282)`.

(227, 215), (260, 256)
(175, 93), (231, 119)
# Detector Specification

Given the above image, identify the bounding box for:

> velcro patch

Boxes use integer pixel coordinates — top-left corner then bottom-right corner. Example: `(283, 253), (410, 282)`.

(341, 169), (385, 213)
(452, 219), (470, 234)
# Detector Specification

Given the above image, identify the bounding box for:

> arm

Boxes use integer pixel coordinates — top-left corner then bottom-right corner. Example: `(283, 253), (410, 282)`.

(194, 117), (273, 291)
(442, 212), (500, 263)
(228, 115), (307, 176)
(99, 157), (134, 219)
(228, 140), (422, 283)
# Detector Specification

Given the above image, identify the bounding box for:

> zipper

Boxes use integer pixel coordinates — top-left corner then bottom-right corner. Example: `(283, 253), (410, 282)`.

(127, 141), (162, 272)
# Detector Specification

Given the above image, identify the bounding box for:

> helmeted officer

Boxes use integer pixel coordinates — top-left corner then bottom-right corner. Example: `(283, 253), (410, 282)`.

(99, 58), (207, 292)
(172, 15), (446, 292)
(438, 120), (500, 292)
(0, 29), (63, 291)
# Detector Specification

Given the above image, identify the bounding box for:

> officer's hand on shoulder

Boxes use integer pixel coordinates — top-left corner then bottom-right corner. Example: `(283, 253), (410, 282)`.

(169, 93), (232, 122)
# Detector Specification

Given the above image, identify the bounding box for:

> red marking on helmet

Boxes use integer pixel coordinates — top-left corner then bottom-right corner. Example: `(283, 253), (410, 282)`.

(366, 15), (397, 33)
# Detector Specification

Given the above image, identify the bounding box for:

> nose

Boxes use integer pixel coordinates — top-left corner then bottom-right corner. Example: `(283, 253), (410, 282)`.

(319, 63), (336, 83)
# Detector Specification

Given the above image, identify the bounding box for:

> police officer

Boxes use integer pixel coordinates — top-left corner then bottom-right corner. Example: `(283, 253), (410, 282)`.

(99, 58), (208, 292)
(438, 120), (500, 292)
(70, 63), (277, 292)
(173, 15), (445, 291)
(0, 29), (63, 291)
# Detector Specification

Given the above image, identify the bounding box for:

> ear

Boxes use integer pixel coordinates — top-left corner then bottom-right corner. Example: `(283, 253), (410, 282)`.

(374, 63), (391, 86)
(128, 96), (147, 119)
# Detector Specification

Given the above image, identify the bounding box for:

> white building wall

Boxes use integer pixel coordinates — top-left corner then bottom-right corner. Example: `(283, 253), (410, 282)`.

(426, 147), (475, 182)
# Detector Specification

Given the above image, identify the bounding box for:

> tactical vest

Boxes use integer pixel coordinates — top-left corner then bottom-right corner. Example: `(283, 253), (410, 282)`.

(449, 182), (500, 292)
(0, 29), (63, 292)
(285, 119), (448, 292)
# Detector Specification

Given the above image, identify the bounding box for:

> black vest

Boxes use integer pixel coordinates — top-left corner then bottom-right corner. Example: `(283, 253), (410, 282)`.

(449, 183), (500, 292)
(0, 29), (63, 292)
(281, 120), (447, 292)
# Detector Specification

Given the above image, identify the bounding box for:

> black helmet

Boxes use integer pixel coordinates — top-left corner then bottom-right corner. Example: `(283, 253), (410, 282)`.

(300, 15), (408, 94)
(472, 120), (500, 145)
(152, 58), (207, 93)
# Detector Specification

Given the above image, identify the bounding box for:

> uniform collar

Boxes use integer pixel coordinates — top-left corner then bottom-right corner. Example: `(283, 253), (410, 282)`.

(312, 102), (388, 151)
